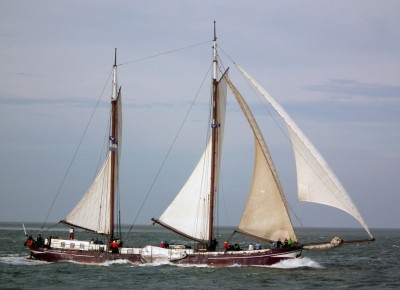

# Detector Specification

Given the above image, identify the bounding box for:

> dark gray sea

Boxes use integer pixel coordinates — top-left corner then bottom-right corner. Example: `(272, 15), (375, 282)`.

(0, 222), (398, 289)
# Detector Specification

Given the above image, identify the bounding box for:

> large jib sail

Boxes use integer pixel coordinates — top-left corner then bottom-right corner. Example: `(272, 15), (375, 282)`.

(152, 73), (228, 243)
(224, 75), (297, 242)
(237, 65), (373, 239)
(61, 61), (122, 236)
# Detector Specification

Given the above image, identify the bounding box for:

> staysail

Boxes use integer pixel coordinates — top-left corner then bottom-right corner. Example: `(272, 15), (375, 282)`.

(61, 62), (122, 235)
(225, 75), (297, 242)
(153, 74), (228, 243)
(237, 65), (373, 239)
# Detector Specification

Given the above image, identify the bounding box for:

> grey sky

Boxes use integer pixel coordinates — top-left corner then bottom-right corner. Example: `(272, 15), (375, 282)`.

(1, 0), (399, 231)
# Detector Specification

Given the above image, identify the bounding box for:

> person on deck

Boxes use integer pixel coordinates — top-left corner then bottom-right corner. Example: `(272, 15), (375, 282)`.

(111, 240), (119, 253)
(209, 238), (218, 251)
(223, 241), (228, 253)
(24, 235), (34, 247)
(69, 228), (74, 240)
(284, 238), (288, 248)
(36, 234), (44, 247)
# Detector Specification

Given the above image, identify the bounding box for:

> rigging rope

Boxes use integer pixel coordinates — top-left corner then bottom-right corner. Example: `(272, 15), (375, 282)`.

(125, 63), (213, 240)
(118, 40), (212, 66)
(40, 68), (113, 231)
(39, 39), (213, 237)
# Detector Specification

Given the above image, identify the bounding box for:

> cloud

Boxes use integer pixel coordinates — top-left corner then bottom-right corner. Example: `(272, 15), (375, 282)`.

(0, 96), (107, 108)
(305, 79), (400, 105)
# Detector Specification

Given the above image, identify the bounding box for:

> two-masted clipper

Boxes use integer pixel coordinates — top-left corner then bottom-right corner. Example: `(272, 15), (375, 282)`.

(24, 24), (374, 266)
(146, 22), (374, 266)
(24, 51), (142, 264)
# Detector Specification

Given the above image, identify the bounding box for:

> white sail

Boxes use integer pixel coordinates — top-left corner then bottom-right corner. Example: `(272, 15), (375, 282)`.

(237, 65), (373, 238)
(225, 76), (297, 242)
(64, 154), (113, 234)
(62, 63), (122, 235)
(156, 76), (227, 242)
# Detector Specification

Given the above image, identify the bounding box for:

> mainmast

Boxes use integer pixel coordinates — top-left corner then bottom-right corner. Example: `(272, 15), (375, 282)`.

(109, 48), (118, 241)
(208, 21), (218, 247)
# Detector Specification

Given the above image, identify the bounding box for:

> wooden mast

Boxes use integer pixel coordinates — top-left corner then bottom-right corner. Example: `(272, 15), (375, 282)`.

(109, 49), (118, 241)
(208, 21), (218, 247)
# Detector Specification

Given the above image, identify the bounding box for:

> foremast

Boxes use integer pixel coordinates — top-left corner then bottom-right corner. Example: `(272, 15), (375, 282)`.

(109, 48), (119, 241)
(208, 21), (219, 248)
(60, 49), (122, 241)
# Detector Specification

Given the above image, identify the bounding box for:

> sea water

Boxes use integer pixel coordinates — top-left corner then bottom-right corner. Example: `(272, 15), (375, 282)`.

(0, 223), (399, 289)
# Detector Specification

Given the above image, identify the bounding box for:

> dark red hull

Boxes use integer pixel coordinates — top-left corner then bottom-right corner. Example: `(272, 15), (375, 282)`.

(28, 245), (302, 266)
(179, 249), (301, 266)
(29, 246), (141, 264)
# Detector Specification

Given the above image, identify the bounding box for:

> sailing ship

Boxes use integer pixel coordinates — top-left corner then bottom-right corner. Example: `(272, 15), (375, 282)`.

(146, 24), (374, 266)
(23, 24), (373, 266)
(24, 51), (142, 264)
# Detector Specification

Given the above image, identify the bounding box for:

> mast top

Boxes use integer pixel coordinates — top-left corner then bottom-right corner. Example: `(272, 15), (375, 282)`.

(213, 21), (217, 41)
(112, 48), (118, 100)
(212, 22), (218, 81)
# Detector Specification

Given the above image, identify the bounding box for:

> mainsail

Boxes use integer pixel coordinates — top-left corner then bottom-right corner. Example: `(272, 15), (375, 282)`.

(225, 75), (297, 242)
(61, 61), (122, 236)
(237, 65), (373, 239)
(153, 75), (227, 242)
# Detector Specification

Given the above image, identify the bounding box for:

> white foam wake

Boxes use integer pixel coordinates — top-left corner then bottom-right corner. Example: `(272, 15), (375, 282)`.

(101, 259), (131, 266)
(137, 257), (322, 269)
(269, 257), (323, 269)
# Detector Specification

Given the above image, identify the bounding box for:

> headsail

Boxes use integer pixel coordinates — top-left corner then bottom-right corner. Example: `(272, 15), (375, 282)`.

(225, 75), (297, 242)
(153, 73), (228, 243)
(61, 154), (113, 234)
(61, 60), (122, 235)
(237, 65), (373, 239)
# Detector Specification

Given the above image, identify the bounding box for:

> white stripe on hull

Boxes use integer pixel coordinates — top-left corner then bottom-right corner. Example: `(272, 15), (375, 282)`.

(31, 249), (96, 258)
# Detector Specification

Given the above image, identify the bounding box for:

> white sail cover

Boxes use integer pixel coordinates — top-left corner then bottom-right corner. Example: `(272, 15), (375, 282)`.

(157, 76), (228, 242)
(63, 68), (122, 235)
(225, 76), (297, 242)
(237, 65), (373, 238)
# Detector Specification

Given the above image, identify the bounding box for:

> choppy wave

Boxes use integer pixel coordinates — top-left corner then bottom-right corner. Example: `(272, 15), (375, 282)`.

(1, 227), (398, 289)
(0, 255), (49, 266)
(57, 258), (134, 267)
(0, 255), (136, 267)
